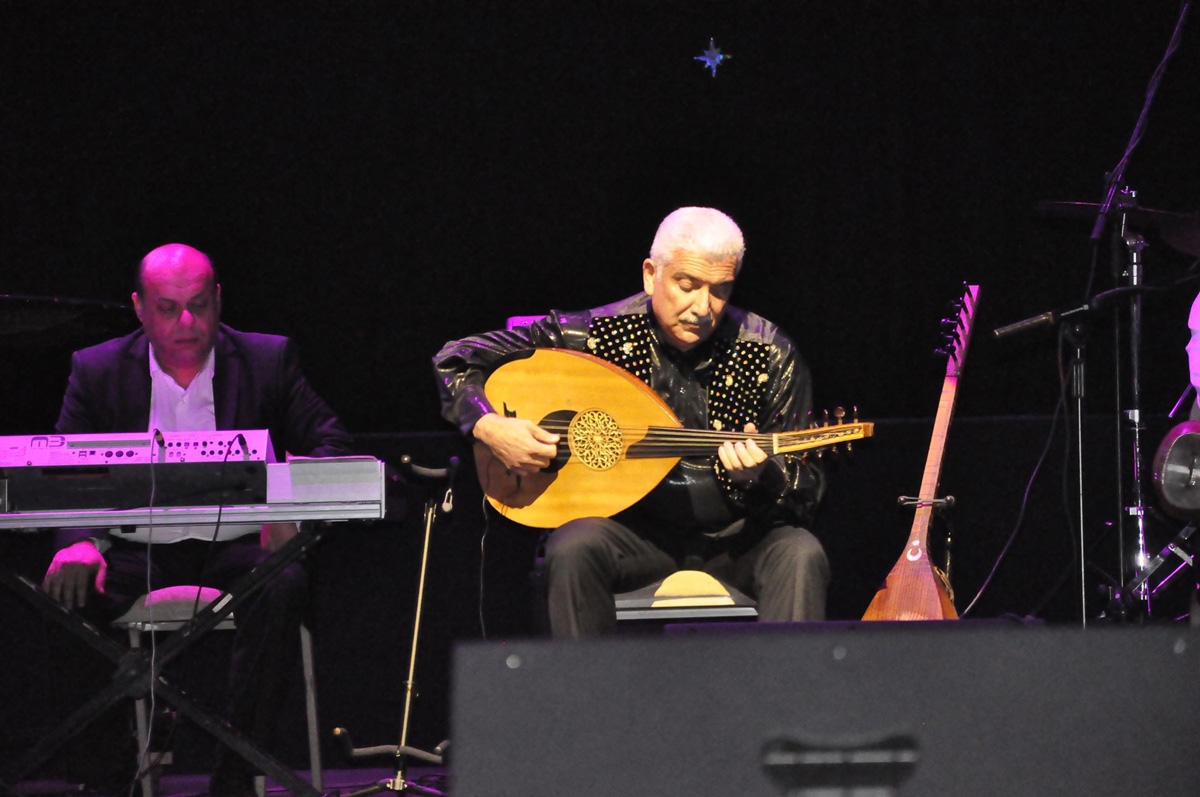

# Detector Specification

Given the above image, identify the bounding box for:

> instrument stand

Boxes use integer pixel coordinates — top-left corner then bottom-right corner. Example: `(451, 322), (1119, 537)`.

(896, 494), (957, 594)
(0, 525), (330, 796)
(336, 456), (457, 797)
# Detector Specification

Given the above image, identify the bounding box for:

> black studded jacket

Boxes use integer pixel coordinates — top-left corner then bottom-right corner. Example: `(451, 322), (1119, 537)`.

(433, 293), (824, 537)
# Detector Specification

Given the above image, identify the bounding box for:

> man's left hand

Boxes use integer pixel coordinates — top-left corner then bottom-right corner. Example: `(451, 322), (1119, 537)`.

(719, 422), (768, 485)
(262, 522), (298, 551)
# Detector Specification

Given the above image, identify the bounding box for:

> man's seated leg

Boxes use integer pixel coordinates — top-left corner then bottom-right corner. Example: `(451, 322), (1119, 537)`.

(201, 535), (308, 794)
(729, 525), (830, 622)
(52, 540), (179, 794)
(544, 517), (675, 637)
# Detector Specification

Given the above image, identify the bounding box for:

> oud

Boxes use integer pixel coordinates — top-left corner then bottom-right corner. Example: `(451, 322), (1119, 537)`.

(474, 348), (873, 529)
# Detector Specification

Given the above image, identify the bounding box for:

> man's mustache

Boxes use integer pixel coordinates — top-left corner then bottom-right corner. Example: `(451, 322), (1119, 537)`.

(679, 313), (713, 327)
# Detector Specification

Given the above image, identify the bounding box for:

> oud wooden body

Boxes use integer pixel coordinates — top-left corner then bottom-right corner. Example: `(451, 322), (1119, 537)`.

(475, 348), (680, 527)
(476, 348), (873, 528)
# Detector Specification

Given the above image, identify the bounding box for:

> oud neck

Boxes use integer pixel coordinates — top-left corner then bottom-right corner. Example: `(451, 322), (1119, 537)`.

(625, 423), (871, 459)
(632, 426), (769, 457)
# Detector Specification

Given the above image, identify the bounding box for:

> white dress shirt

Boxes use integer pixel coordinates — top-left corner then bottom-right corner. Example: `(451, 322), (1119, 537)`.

(117, 344), (260, 543)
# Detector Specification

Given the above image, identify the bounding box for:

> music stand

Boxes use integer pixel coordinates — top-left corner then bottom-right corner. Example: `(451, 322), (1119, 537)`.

(334, 455), (456, 797)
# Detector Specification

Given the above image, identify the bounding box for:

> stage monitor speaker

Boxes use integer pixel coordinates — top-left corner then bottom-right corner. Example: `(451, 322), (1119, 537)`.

(451, 622), (1199, 796)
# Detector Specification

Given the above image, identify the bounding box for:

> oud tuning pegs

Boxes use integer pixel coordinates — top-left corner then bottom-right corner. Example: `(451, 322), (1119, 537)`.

(822, 408), (830, 427)
(833, 406), (846, 425)
(846, 405), (860, 452)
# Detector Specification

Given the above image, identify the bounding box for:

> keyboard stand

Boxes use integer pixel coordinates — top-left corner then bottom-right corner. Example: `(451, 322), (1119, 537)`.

(0, 524), (329, 796)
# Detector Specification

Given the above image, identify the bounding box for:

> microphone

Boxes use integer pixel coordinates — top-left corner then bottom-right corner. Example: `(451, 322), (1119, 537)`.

(396, 454), (460, 513)
(993, 285), (1161, 340)
(442, 456), (460, 513)
(992, 300), (1094, 340)
(992, 311), (1057, 340)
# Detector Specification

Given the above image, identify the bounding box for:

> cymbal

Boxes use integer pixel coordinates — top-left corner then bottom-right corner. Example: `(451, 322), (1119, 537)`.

(1160, 213), (1200, 259)
(0, 294), (131, 346)
(1035, 200), (1200, 258)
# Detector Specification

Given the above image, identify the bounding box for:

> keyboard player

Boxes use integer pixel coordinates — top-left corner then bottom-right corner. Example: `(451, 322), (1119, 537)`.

(39, 243), (352, 796)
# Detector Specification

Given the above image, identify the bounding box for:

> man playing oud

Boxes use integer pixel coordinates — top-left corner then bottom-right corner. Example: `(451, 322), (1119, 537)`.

(434, 207), (829, 636)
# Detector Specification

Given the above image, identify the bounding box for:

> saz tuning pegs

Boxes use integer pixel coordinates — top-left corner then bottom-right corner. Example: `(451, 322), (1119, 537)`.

(935, 317), (962, 357)
(935, 286), (970, 356)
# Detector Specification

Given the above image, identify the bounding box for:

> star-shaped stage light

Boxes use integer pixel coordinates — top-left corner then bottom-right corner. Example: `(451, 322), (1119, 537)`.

(694, 37), (730, 77)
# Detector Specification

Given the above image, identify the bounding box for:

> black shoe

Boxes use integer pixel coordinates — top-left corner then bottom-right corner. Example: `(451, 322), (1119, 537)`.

(71, 758), (139, 796)
(207, 766), (256, 797)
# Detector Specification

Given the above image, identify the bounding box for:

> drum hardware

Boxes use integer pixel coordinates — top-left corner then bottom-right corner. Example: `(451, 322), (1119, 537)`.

(1100, 420), (1200, 624)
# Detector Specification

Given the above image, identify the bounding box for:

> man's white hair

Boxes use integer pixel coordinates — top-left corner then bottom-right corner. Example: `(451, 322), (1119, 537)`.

(648, 206), (745, 274)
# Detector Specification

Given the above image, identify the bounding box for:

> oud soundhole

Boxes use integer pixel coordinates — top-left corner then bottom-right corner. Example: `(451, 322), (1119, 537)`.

(568, 409), (623, 471)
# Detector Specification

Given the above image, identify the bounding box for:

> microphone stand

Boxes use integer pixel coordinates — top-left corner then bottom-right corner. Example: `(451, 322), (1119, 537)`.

(995, 307), (1092, 626)
(995, 269), (1177, 626)
(1066, 321), (1089, 628)
(335, 455), (458, 796)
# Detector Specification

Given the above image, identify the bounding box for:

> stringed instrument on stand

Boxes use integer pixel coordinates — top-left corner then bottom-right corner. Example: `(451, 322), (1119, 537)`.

(862, 284), (980, 621)
(474, 348), (874, 529)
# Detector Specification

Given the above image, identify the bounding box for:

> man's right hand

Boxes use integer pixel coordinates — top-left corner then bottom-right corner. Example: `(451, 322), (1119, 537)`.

(42, 540), (107, 610)
(472, 413), (560, 477)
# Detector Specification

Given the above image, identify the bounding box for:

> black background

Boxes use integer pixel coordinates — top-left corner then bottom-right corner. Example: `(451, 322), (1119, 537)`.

(3, 1), (1198, 433)
(3, 0), (1200, 777)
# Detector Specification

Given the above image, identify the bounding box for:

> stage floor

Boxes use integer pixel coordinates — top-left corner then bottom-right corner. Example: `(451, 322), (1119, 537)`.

(12, 766), (450, 796)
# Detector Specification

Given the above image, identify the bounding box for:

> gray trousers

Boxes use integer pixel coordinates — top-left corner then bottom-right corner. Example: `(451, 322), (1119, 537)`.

(544, 516), (830, 637)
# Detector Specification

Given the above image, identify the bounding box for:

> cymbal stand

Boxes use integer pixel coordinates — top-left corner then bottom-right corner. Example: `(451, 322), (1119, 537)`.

(1110, 198), (1155, 610)
(1089, 0), (1190, 613)
(335, 455), (457, 797)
